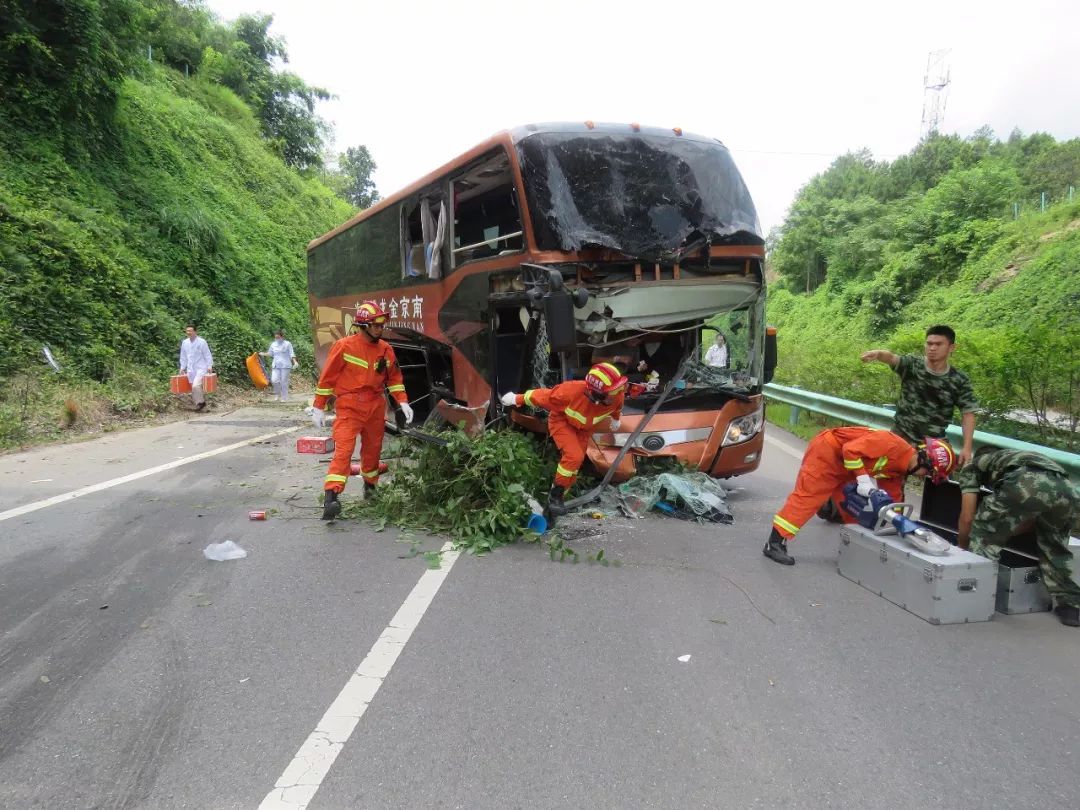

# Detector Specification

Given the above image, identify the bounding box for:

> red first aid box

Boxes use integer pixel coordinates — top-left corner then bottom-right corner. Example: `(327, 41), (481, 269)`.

(297, 436), (335, 454)
(170, 373), (217, 394)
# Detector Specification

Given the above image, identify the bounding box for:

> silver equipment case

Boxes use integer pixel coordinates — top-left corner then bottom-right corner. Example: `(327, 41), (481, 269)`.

(995, 549), (1052, 614)
(837, 504), (998, 625)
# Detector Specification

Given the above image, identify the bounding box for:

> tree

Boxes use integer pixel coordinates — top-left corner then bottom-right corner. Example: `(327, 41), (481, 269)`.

(338, 146), (380, 208)
(0, 0), (139, 141)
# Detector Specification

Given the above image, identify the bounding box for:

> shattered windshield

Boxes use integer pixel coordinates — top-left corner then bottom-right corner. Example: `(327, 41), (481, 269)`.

(516, 132), (762, 261)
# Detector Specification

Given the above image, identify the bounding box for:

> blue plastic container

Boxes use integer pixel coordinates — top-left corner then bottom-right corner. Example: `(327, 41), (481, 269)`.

(525, 512), (548, 534)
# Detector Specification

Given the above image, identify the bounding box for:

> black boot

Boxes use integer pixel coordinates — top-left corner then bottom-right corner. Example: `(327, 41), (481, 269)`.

(546, 485), (567, 517)
(363, 482), (377, 499)
(762, 527), (795, 565)
(321, 489), (341, 521)
(816, 498), (843, 524)
(1054, 604), (1080, 627)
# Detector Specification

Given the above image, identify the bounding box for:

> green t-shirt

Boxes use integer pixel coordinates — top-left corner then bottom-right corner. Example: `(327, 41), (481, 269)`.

(891, 354), (978, 443)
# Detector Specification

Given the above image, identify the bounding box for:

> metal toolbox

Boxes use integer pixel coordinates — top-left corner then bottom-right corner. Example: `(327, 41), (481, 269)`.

(995, 549), (1052, 614)
(838, 523), (998, 625)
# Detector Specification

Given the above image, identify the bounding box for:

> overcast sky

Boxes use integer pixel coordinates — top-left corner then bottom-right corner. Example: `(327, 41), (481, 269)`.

(205, 0), (1079, 235)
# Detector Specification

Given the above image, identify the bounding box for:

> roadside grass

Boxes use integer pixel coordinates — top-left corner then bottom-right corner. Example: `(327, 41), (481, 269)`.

(0, 367), (305, 452)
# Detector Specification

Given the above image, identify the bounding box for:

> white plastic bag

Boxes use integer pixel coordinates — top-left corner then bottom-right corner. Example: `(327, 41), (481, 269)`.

(203, 540), (248, 561)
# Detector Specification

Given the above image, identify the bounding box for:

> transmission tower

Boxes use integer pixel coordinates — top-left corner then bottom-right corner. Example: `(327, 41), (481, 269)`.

(920, 49), (951, 140)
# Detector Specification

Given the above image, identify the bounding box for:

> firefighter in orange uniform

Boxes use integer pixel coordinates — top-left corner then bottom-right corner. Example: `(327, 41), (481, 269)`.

(312, 302), (413, 520)
(763, 428), (956, 565)
(501, 362), (627, 519)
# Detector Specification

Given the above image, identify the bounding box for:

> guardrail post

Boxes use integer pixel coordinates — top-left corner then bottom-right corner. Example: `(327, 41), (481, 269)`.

(788, 406), (801, 427)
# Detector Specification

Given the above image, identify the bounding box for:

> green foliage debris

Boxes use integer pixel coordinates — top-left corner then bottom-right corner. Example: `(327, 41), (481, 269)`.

(343, 429), (556, 555)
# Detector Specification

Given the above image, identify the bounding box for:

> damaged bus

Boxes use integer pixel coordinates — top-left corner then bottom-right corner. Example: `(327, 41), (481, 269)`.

(306, 122), (775, 480)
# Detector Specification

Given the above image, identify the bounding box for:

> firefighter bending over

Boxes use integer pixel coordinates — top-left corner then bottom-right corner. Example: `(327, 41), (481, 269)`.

(764, 427), (955, 565)
(311, 301), (413, 521)
(501, 362), (626, 519)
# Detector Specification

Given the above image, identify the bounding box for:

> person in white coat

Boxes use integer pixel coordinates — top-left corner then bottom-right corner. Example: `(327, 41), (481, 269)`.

(704, 332), (728, 369)
(179, 323), (214, 411)
(260, 329), (298, 401)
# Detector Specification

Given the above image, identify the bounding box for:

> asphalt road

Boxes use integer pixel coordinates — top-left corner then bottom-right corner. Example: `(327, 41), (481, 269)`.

(1, 403), (1077, 809)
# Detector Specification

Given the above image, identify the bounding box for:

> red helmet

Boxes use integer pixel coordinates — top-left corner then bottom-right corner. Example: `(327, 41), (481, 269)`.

(354, 301), (388, 326)
(585, 362), (628, 396)
(919, 437), (956, 484)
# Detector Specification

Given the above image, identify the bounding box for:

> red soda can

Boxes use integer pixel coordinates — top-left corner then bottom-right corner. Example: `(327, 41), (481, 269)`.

(248, 510), (267, 521)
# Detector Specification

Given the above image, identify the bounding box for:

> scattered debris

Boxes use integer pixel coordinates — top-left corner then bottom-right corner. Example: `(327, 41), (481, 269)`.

(677, 654), (692, 663)
(203, 540), (247, 561)
(40, 675), (51, 684)
(248, 510), (267, 520)
(615, 472), (733, 523)
(30, 479), (53, 484)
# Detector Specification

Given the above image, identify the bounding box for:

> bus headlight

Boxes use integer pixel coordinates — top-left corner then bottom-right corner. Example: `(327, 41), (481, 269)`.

(721, 403), (764, 447)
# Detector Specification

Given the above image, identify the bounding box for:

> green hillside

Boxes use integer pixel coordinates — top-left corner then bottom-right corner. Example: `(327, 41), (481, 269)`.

(765, 132), (1080, 451)
(0, 1), (355, 447)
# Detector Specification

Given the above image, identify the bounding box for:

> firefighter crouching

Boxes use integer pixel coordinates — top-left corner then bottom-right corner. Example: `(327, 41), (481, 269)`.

(764, 427), (956, 565)
(311, 301), (413, 521)
(500, 362), (626, 520)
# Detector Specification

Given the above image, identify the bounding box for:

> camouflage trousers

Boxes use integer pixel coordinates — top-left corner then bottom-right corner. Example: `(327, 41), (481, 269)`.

(968, 468), (1080, 608)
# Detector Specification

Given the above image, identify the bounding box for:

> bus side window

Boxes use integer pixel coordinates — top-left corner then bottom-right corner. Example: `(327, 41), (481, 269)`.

(402, 196), (446, 279)
(452, 150), (523, 267)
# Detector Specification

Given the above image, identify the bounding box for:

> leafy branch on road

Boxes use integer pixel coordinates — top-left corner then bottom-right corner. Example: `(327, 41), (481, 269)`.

(342, 428), (556, 556)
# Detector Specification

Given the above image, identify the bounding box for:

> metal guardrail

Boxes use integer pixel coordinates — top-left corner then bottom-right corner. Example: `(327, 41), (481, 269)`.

(763, 382), (1080, 480)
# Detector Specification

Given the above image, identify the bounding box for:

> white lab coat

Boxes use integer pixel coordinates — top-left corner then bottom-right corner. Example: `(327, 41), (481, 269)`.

(266, 339), (296, 370)
(179, 336), (214, 384)
(704, 344), (728, 368)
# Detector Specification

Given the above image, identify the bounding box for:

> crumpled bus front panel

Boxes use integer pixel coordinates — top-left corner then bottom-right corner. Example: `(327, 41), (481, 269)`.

(517, 132), (762, 261)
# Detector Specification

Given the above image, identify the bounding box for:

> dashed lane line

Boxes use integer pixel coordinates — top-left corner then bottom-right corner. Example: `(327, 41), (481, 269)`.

(259, 541), (461, 809)
(0, 426), (300, 524)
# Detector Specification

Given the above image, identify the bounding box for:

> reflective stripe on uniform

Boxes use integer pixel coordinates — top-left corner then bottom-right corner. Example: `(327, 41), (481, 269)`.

(523, 390), (536, 407)
(773, 515), (801, 535)
(843, 458), (864, 470)
(343, 353), (369, 368)
(387, 384), (405, 393)
(556, 463), (578, 478)
(594, 411), (613, 423)
(564, 408), (587, 425)
(361, 468), (379, 480)
(325, 473), (348, 484)
(872, 456), (889, 473)
(315, 387), (333, 396)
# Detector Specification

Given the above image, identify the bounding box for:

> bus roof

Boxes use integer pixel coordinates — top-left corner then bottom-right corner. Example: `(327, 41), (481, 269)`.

(308, 122), (733, 252)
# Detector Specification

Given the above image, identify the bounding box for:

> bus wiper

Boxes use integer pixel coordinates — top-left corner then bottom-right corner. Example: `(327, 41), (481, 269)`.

(713, 384), (752, 402)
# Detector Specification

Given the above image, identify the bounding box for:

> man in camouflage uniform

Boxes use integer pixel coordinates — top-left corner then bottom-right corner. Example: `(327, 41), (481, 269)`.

(956, 447), (1080, 627)
(861, 325), (978, 467)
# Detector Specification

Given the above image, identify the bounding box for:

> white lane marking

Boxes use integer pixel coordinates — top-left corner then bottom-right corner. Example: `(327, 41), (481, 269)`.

(259, 542), (461, 809)
(0, 426), (299, 523)
(763, 432), (806, 461)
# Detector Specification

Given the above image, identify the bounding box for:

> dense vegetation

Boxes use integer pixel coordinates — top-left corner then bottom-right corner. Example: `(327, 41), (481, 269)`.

(0, 1), (372, 447)
(766, 130), (1080, 451)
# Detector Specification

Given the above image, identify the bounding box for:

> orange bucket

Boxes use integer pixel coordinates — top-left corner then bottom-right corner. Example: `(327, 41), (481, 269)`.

(170, 374), (192, 394)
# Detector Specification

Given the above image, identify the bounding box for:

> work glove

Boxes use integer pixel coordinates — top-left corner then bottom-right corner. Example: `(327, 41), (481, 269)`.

(609, 419), (621, 431)
(400, 402), (414, 425)
(310, 408), (325, 430)
(500, 391), (518, 407)
(855, 474), (879, 498)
